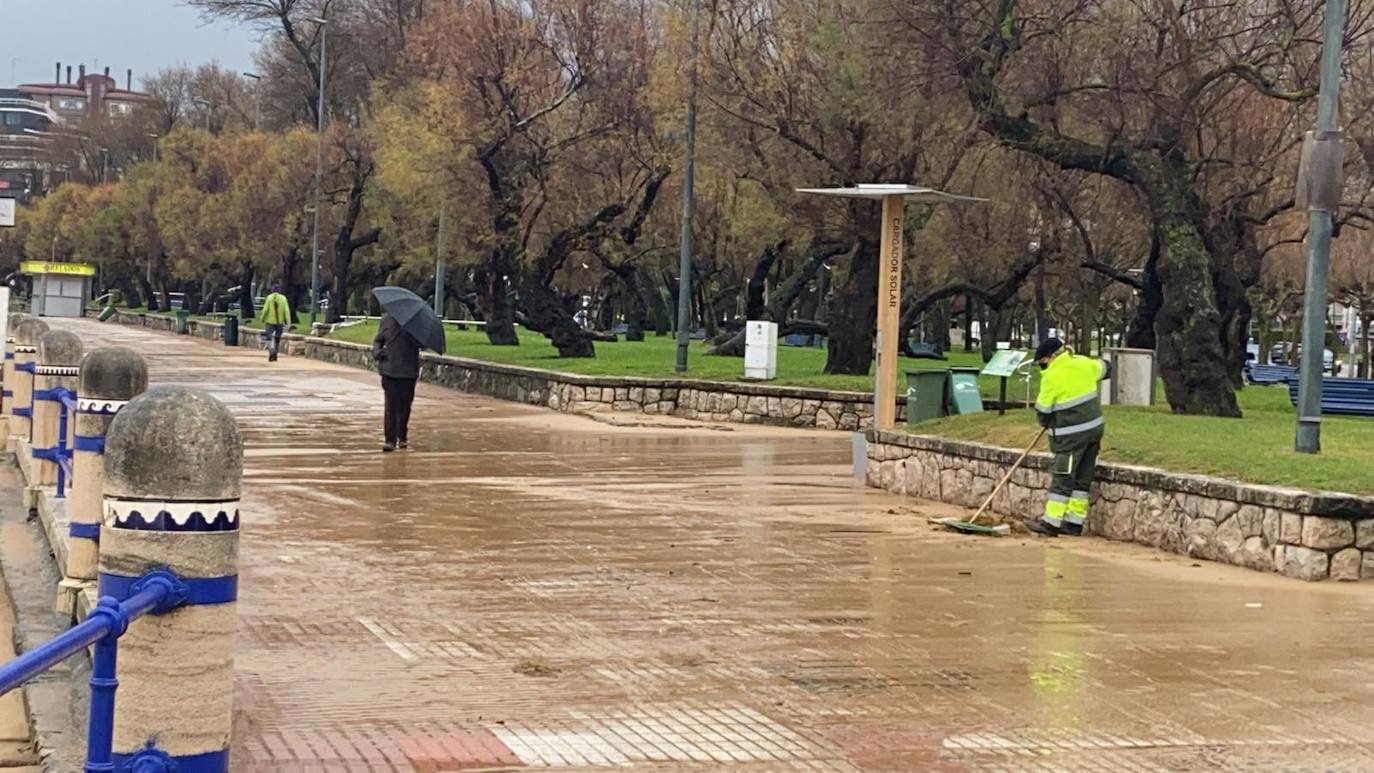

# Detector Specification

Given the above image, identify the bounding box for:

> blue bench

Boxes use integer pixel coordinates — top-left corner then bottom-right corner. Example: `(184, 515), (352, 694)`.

(1286, 377), (1374, 417)
(1246, 363), (1296, 385)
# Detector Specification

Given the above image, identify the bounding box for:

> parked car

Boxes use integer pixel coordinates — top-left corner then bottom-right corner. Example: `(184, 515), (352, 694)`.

(1271, 343), (1338, 372)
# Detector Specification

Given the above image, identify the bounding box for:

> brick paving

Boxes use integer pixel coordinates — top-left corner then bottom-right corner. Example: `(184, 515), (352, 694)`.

(53, 320), (1374, 770)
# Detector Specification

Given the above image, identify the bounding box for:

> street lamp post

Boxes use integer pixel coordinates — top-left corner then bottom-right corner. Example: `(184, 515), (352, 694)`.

(1294, 0), (1347, 455)
(434, 201), (447, 316)
(242, 72), (262, 131)
(674, 0), (701, 373)
(308, 15), (328, 327)
(193, 98), (212, 132)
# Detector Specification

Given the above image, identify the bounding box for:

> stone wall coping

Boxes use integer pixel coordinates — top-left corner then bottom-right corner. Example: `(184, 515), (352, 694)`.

(302, 331), (882, 401)
(119, 311), (309, 343)
(871, 429), (1374, 518)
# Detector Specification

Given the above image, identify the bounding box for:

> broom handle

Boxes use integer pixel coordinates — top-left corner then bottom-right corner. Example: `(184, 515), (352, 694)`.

(969, 427), (1046, 525)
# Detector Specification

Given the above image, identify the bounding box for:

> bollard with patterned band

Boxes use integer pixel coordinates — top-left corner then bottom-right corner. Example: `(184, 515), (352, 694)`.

(1, 312), (27, 425)
(31, 330), (82, 488)
(68, 347), (148, 581)
(101, 385), (240, 771)
(9, 317), (48, 444)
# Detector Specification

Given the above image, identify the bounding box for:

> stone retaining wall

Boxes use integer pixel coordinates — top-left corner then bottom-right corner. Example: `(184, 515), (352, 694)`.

(110, 311), (883, 429)
(867, 430), (1374, 582)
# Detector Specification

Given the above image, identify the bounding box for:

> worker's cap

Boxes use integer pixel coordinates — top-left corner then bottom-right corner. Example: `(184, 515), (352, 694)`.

(271, 284), (282, 292)
(1034, 338), (1064, 361)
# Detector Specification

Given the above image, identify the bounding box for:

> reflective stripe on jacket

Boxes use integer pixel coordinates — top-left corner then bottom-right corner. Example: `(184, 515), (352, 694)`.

(1035, 353), (1108, 438)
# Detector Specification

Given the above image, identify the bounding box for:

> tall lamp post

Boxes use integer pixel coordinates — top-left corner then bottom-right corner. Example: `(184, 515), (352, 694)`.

(192, 97), (212, 132)
(242, 72), (262, 131)
(674, 0), (701, 372)
(1294, 0), (1347, 454)
(308, 15), (328, 327)
(434, 201), (447, 316)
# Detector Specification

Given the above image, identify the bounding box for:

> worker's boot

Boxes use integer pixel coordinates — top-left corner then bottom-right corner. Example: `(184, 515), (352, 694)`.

(1059, 521), (1083, 536)
(1023, 517), (1061, 537)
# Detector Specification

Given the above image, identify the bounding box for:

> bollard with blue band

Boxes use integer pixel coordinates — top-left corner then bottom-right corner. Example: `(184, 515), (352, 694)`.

(0, 310), (24, 431)
(9, 317), (48, 444)
(32, 330), (82, 488)
(69, 347), (148, 582)
(101, 385), (241, 771)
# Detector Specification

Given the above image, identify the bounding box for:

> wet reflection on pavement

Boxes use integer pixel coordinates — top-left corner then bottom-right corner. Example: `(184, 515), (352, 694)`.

(56, 321), (1374, 771)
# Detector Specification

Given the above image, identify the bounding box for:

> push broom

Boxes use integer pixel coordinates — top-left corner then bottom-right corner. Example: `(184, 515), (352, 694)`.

(929, 427), (1046, 536)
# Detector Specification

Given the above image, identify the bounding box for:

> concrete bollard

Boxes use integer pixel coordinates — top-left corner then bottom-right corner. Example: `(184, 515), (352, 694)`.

(101, 385), (240, 770)
(1, 312), (28, 428)
(68, 347), (148, 581)
(10, 317), (50, 445)
(31, 330), (82, 487)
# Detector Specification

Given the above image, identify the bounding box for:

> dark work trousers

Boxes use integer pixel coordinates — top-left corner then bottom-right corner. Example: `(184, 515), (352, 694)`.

(1046, 426), (1103, 526)
(382, 376), (417, 445)
(265, 324), (284, 361)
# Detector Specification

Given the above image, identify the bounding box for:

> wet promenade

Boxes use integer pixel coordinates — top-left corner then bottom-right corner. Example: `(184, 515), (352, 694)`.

(49, 320), (1374, 771)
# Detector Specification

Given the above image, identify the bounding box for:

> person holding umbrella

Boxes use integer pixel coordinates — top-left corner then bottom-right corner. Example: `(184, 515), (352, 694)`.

(371, 287), (447, 452)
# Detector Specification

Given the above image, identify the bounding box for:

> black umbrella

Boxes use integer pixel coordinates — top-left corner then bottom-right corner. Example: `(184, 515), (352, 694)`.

(371, 286), (447, 354)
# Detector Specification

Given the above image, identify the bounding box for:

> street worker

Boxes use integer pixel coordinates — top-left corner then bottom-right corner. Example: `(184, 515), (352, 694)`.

(1024, 338), (1110, 537)
(261, 284), (292, 363)
(372, 311), (421, 452)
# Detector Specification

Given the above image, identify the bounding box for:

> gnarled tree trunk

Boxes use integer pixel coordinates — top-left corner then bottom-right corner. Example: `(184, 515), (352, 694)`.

(824, 237), (879, 375)
(1148, 169), (1240, 416)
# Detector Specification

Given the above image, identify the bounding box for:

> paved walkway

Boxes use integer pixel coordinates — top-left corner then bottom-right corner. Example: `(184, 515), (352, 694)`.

(47, 320), (1374, 770)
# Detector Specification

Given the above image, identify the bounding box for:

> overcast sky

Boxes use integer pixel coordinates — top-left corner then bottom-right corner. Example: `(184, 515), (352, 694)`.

(4, 0), (260, 88)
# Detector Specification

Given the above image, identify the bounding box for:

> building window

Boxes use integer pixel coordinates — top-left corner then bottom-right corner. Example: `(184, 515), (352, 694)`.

(107, 102), (132, 116)
(3, 113), (20, 126)
(56, 97), (85, 111)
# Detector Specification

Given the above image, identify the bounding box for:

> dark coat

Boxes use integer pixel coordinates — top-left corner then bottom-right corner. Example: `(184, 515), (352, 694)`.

(372, 313), (421, 380)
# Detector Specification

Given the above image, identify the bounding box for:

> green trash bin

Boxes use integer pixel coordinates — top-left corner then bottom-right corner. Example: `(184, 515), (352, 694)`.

(947, 367), (985, 415)
(175, 309), (191, 335)
(905, 369), (950, 424)
(97, 305), (116, 322)
(223, 314), (240, 346)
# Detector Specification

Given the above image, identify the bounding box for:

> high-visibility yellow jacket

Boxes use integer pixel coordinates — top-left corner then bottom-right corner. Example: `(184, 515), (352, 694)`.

(261, 292), (291, 326)
(1035, 352), (1109, 446)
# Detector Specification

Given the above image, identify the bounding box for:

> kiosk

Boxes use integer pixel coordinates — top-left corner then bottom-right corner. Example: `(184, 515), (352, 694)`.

(20, 261), (93, 318)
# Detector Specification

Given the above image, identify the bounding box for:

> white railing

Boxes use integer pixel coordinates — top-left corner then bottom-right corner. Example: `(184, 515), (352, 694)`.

(0, 98), (59, 123)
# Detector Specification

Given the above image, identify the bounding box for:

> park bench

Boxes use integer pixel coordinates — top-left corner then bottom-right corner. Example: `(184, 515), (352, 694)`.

(1285, 377), (1374, 417)
(1245, 363), (1297, 385)
(908, 341), (947, 360)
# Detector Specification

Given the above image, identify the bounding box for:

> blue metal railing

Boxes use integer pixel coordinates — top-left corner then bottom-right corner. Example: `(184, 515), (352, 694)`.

(31, 385), (75, 498)
(0, 570), (188, 772)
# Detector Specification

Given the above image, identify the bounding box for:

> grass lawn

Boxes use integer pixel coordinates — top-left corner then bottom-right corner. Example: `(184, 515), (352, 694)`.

(325, 321), (1018, 394)
(910, 385), (1374, 494)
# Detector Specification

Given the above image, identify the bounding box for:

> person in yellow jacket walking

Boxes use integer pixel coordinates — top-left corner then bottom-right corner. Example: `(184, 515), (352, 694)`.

(1025, 338), (1110, 537)
(261, 284), (292, 363)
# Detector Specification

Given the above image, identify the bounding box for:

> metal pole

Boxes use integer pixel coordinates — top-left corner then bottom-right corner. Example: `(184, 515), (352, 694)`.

(674, 0), (700, 373)
(1295, 0), (1345, 454)
(434, 201), (447, 316)
(309, 21), (328, 327)
(84, 619), (118, 772)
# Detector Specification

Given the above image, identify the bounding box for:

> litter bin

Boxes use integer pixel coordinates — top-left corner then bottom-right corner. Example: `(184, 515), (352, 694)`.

(175, 309), (191, 335)
(947, 367), (985, 415)
(97, 305), (116, 322)
(905, 369), (949, 424)
(223, 314), (240, 347)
